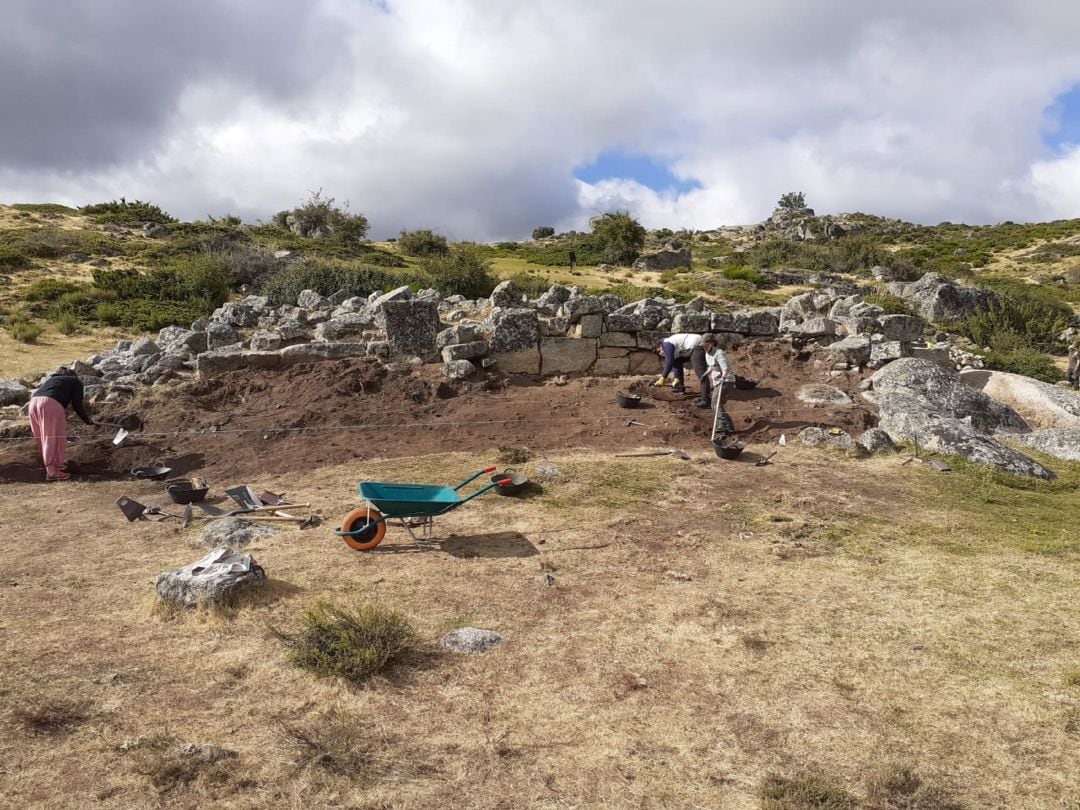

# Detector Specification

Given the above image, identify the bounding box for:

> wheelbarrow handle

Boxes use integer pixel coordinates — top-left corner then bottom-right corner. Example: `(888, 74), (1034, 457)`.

(454, 466), (498, 491)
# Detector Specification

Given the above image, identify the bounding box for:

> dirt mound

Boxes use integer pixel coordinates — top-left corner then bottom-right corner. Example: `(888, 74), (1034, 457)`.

(0, 343), (875, 484)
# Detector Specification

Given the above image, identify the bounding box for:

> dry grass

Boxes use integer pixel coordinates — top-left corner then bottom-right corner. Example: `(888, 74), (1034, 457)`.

(1, 448), (1079, 807)
(0, 324), (126, 379)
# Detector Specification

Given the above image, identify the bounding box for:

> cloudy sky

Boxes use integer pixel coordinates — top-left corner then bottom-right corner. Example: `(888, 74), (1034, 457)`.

(4, 0), (1080, 240)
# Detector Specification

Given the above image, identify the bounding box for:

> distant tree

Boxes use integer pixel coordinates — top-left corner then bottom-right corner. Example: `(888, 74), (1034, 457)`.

(398, 228), (450, 257)
(590, 211), (646, 265)
(275, 190), (369, 243)
(531, 226), (555, 240)
(777, 191), (807, 212)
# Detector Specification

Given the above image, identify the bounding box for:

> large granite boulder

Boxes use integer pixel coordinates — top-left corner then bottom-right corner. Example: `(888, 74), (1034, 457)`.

(878, 314), (925, 342)
(0, 380), (30, 407)
(1008, 428), (1080, 461)
(279, 343), (368, 365)
(489, 280), (524, 309)
(196, 350), (245, 377)
(540, 337), (597, 374)
(960, 369), (1080, 429)
(733, 309), (780, 336)
(378, 300), (440, 360)
(825, 335), (872, 366)
(871, 358), (1028, 434)
(876, 395), (1053, 479)
(155, 547), (266, 607)
(561, 295), (605, 324)
(897, 273), (998, 322)
(489, 309), (539, 353)
(314, 312), (375, 342)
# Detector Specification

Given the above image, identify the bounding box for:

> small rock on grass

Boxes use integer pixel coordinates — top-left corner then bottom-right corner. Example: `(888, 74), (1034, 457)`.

(201, 517), (277, 548)
(440, 627), (503, 653)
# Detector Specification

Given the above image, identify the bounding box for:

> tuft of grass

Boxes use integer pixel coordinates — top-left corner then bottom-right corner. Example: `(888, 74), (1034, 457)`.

(1064, 668), (1080, 687)
(53, 312), (82, 335)
(279, 709), (375, 774)
(497, 445), (533, 464)
(865, 764), (966, 809)
(276, 601), (417, 684)
(759, 771), (857, 809)
(8, 315), (44, 343)
(11, 699), (89, 736)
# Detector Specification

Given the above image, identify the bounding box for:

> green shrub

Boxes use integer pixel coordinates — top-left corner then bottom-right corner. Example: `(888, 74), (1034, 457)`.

(11, 203), (77, 216)
(54, 313), (81, 335)
(980, 344), (1063, 383)
(9, 319), (43, 343)
(273, 190), (369, 244)
(398, 228), (450, 257)
(516, 237), (606, 266)
(777, 191), (807, 211)
(277, 601), (416, 684)
(420, 245), (498, 299)
(259, 261), (399, 305)
(79, 198), (175, 224)
(722, 266), (766, 285)
(531, 226), (555, 240)
(23, 279), (81, 301)
(0, 245), (31, 269)
(955, 279), (1071, 352)
(591, 211), (646, 265)
(863, 293), (915, 316)
(506, 271), (552, 297)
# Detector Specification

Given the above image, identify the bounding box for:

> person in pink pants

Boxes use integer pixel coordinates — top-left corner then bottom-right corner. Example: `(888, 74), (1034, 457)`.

(28, 367), (94, 481)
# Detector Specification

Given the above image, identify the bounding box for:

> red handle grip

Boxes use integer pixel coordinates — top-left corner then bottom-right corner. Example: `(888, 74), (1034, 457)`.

(483, 466), (497, 473)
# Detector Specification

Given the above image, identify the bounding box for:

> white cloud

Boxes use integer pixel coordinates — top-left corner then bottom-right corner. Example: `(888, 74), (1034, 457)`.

(3, 0), (1080, 238)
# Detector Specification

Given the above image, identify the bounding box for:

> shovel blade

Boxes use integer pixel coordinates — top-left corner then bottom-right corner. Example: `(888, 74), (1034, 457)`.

(116, 496), (147, 522)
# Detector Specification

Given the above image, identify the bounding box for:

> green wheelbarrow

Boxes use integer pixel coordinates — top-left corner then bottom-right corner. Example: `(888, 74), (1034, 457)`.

(336, 465), (507, 551)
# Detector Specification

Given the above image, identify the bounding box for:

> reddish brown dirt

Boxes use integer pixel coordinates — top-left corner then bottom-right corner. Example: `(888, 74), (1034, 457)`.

(0, 341), (875, 483)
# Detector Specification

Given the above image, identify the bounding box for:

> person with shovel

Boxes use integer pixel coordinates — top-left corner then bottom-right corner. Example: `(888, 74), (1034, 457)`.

(652, 332), (704, 394)
(703, 334), (736, 432)
(28, 367), (93, 481)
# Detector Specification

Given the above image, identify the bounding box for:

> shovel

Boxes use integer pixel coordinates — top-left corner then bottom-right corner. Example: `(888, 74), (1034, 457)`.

(614, 448), (690, 460)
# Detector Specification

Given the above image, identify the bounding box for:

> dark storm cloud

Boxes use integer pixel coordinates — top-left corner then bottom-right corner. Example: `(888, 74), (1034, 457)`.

(0, 0), (349, 170)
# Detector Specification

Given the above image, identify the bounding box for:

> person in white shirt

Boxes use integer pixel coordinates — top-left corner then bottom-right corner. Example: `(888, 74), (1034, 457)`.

(653, 332), (704, 396)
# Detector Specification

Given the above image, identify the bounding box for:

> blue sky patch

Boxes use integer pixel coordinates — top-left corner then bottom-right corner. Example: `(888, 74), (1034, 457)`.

(574, 150), (701, 194)
(1043, 84), (1080, 150)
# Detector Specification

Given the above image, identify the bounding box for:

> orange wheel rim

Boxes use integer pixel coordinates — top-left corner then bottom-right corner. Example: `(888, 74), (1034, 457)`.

(340, 506), (386, 551)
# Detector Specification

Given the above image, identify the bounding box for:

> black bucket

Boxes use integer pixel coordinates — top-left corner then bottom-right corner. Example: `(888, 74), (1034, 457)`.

(131, 465), (172, 481)
(165, 479), (210, 504)
(492, 469), (529, 496)
(712, 437), (745, 460)
(615, 391), (642, 409)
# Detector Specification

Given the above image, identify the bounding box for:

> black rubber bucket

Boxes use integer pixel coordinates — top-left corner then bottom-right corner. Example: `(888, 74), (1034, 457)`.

(712, 438), (745, 460)
(165, 479), (210, 504)
(615, 391), (642, 409)
(492, 469), (529, 496)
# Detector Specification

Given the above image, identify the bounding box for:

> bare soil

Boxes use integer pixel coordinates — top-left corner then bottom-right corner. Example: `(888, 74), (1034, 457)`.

(0, 341), (875, 484)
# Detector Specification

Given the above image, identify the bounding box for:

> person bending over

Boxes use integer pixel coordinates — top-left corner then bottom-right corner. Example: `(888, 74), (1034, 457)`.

(653, 332), (704, 395)
(28, 367), (93, 481)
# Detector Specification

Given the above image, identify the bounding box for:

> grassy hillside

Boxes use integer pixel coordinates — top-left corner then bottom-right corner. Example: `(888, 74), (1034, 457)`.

(2, 200), (1078, 379)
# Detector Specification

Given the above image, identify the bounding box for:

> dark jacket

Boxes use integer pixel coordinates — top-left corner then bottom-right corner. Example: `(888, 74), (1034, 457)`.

(33, 375), (93, 425)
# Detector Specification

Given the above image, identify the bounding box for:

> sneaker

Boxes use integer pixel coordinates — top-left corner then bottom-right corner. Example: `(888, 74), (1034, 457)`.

(46, 471), (73, 482)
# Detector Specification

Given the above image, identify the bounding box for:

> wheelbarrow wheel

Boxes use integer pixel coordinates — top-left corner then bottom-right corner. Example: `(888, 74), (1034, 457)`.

(340, 507), (386, 551)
